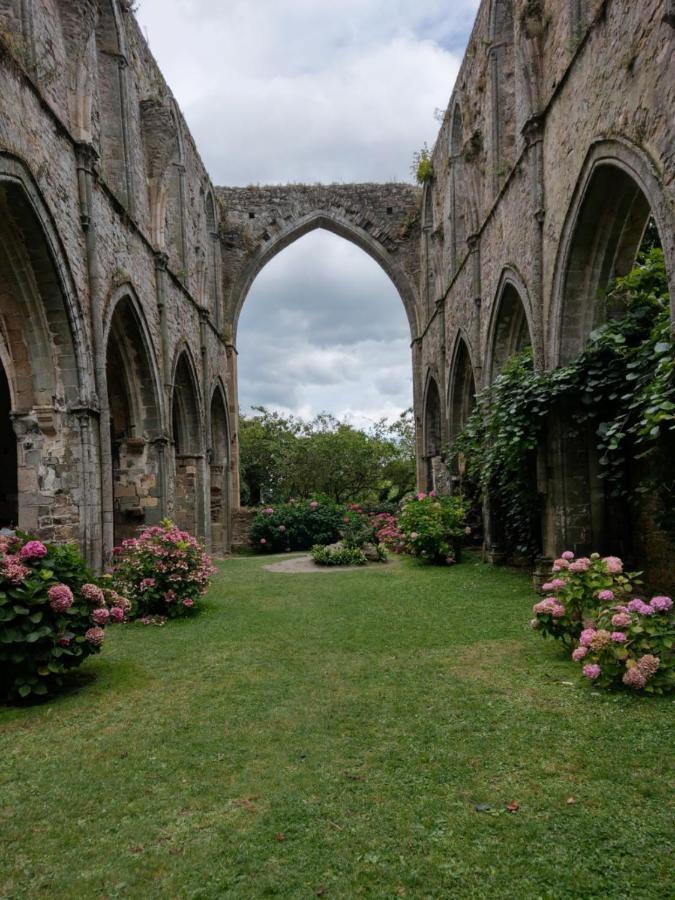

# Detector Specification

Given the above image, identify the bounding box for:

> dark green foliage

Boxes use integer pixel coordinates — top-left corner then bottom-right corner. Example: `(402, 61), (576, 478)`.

(454, 249), (674, 554)
(249, 498), (346, 552)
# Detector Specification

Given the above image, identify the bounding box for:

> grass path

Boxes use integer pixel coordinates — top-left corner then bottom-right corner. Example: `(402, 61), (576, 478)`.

(1, 554), (673, 899)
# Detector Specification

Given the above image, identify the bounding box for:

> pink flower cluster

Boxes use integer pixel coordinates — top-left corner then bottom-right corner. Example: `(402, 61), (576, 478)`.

(81, 583), (105, 606)
(19, 540), (48, 560)
(84, 626), (105, 646)
(1, 555), (30, 584)
(533, 597), (566, 618)
(48, 583), (74, 613)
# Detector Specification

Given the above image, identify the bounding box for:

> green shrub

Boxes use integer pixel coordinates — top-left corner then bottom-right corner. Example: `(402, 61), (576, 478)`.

(311, 545), (367, 567)
(398, 493), (468, 564)
(250, 498), (345, 552)
(110, 521), (214, 619)
(0, 535), (129, 701)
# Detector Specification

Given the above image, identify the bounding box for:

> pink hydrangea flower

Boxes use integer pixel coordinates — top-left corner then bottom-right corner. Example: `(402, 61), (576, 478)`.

(416, 492), (426, 501)
(582, 663), (601, 680)
(183, 598), (194, 608)
(140, 577), (156, 590)
(636, 654), (660, 677)
(263, 507), (274, 515)
(109, 606), (125, 623)
(569, 557), (591, 573)
(164, 590), (176, 603)
(84, 626), (105, 646)
(552, 558), (570, 571)
(603, 556), (623, 574)
(561, 551), (575, 561)
(610, 631), (626, 642)
(260, 538), (267, 545)
(590, 629), (611, 651)
(622, 667), (646, 690)
(611, 612), (631, 627)
(48, 583), (74, 613)
(309, 501), (319, 509)
(19, 540), (48, 560)
(627, 599), (654, 616)
(572, 646), (588, 662)
(579, 628), (596, 647)
(57, 634), (72, 647)
(650, 596), (673, 613)
(91, 607), (110, 625)
(410, 532), (418, 541)
(1, 556), (30, 584)
(597, 590), (614, 602)
(278, 525), (286, 533)
(81, 583), (105, 606)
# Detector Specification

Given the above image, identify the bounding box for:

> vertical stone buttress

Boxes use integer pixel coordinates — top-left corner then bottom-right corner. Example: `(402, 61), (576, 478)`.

(75, 142), (112, 566)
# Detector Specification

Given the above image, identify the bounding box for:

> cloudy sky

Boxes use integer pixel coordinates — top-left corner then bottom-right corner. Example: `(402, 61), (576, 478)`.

(136, 0), (479, 425)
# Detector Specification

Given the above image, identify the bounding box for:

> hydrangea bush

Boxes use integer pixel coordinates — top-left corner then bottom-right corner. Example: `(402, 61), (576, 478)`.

(249, 499), (345, 552)
(369, 512), (405, 553)
(531, 552), (636, 648)
(111, 520), (214, 619)
(398, 493), (467, 565)
(572, 595), (674, 693)
(0, 536), (128, 701)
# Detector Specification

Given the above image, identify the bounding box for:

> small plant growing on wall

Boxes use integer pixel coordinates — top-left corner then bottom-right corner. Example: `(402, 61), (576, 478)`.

(412, 144), (433, 184)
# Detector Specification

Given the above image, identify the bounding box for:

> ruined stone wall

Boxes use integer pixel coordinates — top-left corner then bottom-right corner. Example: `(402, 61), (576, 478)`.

(420, 0), (674, 583)
(0, 0), (233, 564)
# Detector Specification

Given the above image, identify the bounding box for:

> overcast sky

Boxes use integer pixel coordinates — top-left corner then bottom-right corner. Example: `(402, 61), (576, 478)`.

(136, 0), (479, 426)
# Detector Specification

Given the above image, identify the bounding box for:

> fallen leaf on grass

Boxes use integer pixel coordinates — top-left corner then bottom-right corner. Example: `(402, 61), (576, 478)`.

(275, 832), (286, 842)
(506, 801), (519, 813)
(315, 885), (327, 896)
(566, 797), (577, 805)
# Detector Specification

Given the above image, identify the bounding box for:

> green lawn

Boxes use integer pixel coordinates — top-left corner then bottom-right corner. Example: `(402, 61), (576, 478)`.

(1, 554), (673, 899)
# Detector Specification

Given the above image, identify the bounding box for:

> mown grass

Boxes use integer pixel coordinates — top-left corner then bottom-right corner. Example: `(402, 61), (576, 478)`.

(1, 554), (673, 899)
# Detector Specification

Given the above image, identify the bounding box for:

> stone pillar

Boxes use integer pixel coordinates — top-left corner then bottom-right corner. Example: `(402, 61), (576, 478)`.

(225, 342), (240, 511)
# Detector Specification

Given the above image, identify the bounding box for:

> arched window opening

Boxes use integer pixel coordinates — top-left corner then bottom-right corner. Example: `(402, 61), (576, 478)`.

(0, 360), (17, 528)
(423, 377), (443, 493)
(205, 192), (220, 327)
(489, 0), (516, 192)
(489, 283), (531, 382)
(449, 104), (467, 273)
(94, 1), (131, 207)
(106, 297), (162, 545)
(558, 164), (656, 364)
(448, 338), (476, 451)
(550, 158), (672, 568)
(171, 352), (202, 535)
(209, 388), (229, 554)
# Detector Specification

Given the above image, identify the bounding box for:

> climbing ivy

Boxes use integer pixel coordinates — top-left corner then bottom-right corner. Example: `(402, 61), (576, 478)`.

(453, 248), (674, 556)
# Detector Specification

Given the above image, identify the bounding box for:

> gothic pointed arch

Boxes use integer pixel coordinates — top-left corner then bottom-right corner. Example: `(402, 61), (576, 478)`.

(170, 346), (204, 536)
(422, 372), (443, 492)
(551, 140), (674, 366)
(447, 332), (477, 447)
(485, 269), (533, 384)
(105, 291), (163, 544)
(204, 189), (221, 328)
(228, 212), (420, 341)
(209, 380), (230, 554)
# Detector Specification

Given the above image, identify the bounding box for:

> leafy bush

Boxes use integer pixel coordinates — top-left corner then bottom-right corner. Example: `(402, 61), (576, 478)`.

(530, 552), (637, 649)
(311, 545), (367, 567)
(0, 535), (129, 701)
(111, 520), (214, 619)
(398, 493), (468, 564)
(454, 249), (674, 555)
(571, 595), (674, 693)
(250, 498), (345, 552)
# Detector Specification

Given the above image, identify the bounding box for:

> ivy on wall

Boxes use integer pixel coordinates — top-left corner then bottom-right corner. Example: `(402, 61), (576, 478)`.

(453, 248), (674, 556)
